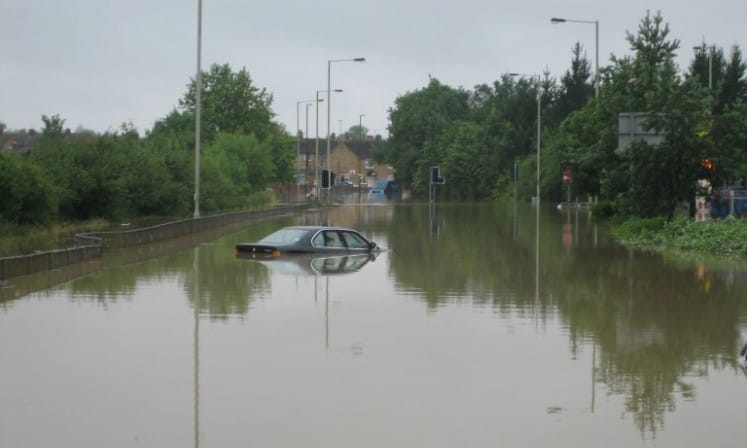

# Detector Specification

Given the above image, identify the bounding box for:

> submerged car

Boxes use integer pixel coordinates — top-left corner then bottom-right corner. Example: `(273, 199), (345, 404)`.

(235, 226), (379, 258)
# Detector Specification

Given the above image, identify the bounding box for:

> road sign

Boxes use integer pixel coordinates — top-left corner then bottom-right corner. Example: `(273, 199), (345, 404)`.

(562, 169), (573, 185)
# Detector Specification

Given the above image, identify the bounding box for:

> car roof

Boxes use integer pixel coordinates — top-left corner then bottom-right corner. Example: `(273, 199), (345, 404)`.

(285, 225), (358, 232)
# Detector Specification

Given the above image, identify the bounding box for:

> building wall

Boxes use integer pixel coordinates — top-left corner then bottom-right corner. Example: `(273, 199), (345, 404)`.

(297, 141), (395, 186)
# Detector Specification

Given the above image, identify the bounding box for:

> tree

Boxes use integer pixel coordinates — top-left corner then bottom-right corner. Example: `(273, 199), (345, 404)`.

(384, 78), (471, 195)
(179, 64), (276, 142)
(199, 132), (276, 211)
(551, 42), (594, 122)
(0, 153), (56, 224)
(41, 114), (67, 137)
(343, 124), (369, 141)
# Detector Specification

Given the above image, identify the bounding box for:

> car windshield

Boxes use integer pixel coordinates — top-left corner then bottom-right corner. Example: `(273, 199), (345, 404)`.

(259, 228), (309, 245)
(373, 179), (388, 188)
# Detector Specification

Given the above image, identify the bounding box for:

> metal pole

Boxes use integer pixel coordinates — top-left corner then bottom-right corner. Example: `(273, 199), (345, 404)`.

(296, 101), (301, 202)
(359, 114), (365, 140)
(193, 0), (202, 218)
(594, 20), (599, 98)
(315, 90), (321, 199)
(537, 75), (541, 209)
(305, 103), (311, 195)
(325, 58), (364, 201)
(326, 60), (332, 202)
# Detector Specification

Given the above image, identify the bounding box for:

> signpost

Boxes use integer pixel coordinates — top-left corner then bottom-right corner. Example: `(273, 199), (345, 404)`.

(429, 165), (445, 203)
(562, 169), (573, 204)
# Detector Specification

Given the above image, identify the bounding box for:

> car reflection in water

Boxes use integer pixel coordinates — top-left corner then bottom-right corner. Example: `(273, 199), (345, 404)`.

(236, 252), (377, 276)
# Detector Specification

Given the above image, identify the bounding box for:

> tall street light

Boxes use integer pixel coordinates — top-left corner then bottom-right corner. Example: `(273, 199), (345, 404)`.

(305, 102), (312, 195)
(359, 114), (365, 140)
(193, 0), (203, 218)
(551, 17), (599, 98)
(297, 99), (316, 201)
(693, 44), (713, 89)
(316, 89), (342, 199)
(509, 73), (542, 207)
(327, 57), (365, 200)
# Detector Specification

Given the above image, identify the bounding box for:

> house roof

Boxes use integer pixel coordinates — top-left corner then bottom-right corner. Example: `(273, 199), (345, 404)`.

(298, 138), (378, 159)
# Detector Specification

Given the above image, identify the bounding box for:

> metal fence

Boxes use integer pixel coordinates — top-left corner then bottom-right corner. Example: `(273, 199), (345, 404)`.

(1, 204), (310, 281)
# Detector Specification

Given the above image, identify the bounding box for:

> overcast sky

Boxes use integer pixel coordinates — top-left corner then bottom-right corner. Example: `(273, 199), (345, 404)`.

(2, 0), (745, 138)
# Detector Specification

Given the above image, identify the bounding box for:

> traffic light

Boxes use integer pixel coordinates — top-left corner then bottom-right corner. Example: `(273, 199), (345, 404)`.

(430, 166), (445, 184)
(321, 170), (336, 188)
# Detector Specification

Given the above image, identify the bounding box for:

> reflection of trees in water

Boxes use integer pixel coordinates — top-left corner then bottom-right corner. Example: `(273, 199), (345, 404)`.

(387, 203), (540, 310)
(557, 241), (745, 435)
(386, 202), (747, 437)
(58, 220), (287, 317)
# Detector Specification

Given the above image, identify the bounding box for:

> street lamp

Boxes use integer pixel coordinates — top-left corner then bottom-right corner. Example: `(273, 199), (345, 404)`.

(297, 99), (317, 201)
(327, 57), (365, 200)
(315, 89), (342, 199)
(193, 0), (203, 218)
(693, 45), (713, 89)
(305, 103), (312, 195)
(359, 114), (365, 140)
(509, 73), (542, 207)
(551, 17), (599, 98)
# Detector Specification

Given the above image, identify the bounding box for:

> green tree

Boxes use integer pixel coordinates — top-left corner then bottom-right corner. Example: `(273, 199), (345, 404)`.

(41, 114), (67, 137)
(343, 124), (369, 141)
(179, 64), (277, 142)
(384, 78), (471, 195)
(200, 133), (275, 211)
(0, 153), (56, 224)
(551, 42), (594, 123)
(438, 121), (490, 199)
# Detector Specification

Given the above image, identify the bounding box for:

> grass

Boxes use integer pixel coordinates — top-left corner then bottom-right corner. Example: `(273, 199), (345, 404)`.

(613, 216), (747, 258)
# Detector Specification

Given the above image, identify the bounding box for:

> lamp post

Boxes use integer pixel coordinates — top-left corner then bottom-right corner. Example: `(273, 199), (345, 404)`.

(305, 103), (312, 195)
(327, 57), (365, 201)
(551, 17), (599, 98)
(193, 0), (203, 218)
(509, 73), (542, 207)
(693, 45), (713, 89)
(297, 99), (316, 201)
(359, 114), (365, 140)
(315, 89), (342, 199)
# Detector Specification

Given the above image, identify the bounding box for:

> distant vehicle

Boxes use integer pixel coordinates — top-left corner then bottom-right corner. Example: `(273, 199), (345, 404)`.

(235, 226), (379, 258)
(369, 179), (401, 200)
(236, 253), (377, 276)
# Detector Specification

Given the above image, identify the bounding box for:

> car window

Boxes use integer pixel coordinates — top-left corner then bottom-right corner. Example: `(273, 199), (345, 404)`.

(341, 231), (369, 249)
(259, 228), (309, 245)
(322, 231), (344, 248)
(311, 232), (325, 247)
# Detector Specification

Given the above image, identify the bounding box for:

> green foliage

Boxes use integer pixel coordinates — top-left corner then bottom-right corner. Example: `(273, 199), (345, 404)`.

(200, 133), (275, 211)
(180, 63), (277, 142)
(614, 217), (747, 257)
(0, 153), (56, 224)
(383, 78), (471, 195)
(41, 114), (67, 137)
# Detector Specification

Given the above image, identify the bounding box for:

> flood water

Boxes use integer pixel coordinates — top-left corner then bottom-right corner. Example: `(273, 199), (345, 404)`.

(2, 201), (747, 447)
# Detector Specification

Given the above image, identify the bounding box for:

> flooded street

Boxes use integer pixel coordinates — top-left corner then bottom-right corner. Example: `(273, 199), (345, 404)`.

(2, 202), (747, 447)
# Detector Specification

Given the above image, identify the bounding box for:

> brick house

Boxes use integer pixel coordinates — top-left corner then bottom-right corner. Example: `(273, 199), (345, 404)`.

(297, 137), (393, 188)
